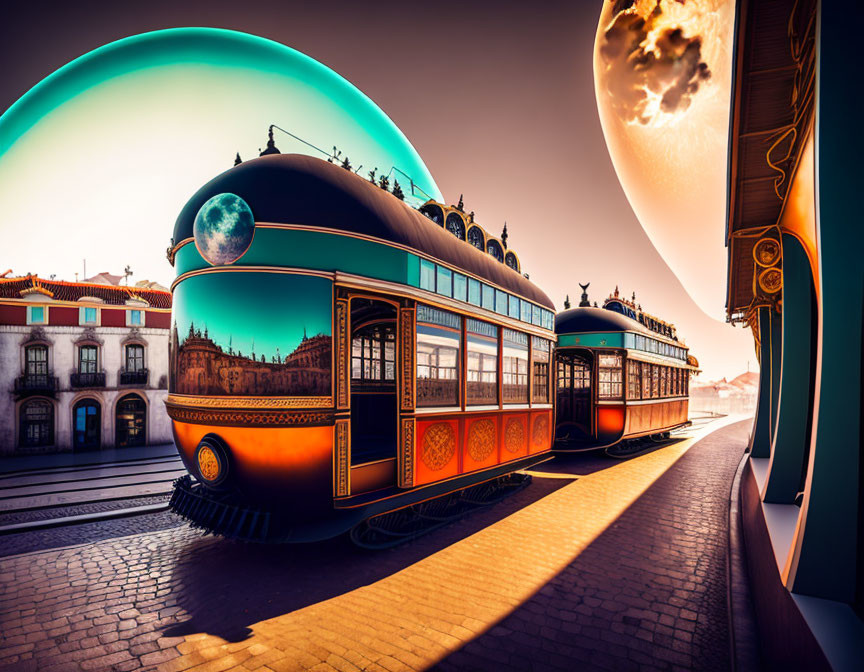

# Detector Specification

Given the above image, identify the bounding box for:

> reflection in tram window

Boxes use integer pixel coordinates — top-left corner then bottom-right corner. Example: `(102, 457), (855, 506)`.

(531, 336), (551, 403)
(502, 329), (528, 403)
(416, 306), (461, 407)
(467, 319), (498, 405)
(598, 353), (623, 399)
(627, 360), (642, 400)
(352, 325), (396, 382)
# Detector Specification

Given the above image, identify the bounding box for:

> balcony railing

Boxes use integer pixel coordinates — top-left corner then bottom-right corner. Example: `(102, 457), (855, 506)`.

(14, 374), (58, 396)
(70, 371), (106, 388)
(119, 368), (149, 386)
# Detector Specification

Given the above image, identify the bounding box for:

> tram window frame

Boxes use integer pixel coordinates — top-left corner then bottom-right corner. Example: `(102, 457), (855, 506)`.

(627, 359), (641, 400)
(351, 324), (396, 384)
(531, 336), (551, 404)
(416, 308), (461, 408)
(420, 259), (436, 292)
(467, 319), (499, 406)
(502, 329), (529, 404)
(651, 364), (660, 398)
(453, 272), (468, 303)
(495, 289), (508, 316)
(509, 295), (521, 320)
(468, 278), (481, 306)
(481, 284), (495, 312)
(436, 266), (453, 298)
(598, 353), (623, 399)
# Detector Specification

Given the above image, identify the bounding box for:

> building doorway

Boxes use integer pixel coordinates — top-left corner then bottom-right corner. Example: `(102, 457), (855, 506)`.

(116, 394), (146, 447)
(73, 399), (101, 451)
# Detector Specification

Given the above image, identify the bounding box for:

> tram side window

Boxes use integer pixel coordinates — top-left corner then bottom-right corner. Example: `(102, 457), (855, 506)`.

(660, 366), (668, 397)
(651, 364), (660, 398)
(420, 259), (436, 292)
(351, 325), (396, 383)
(684, 371), (689, 396)
(627, 360), (641, 400)
(598, 354), (623, 399)
(531, 336), (551, 403)
(416, 307), (461, 408)
(468, 278), (481, 306)
(467, 319), (498, 406)
(557, 359), (571, 389)
(641, 363), (652, 399)
(674, 368), (680, 396)
(502, 329), (528, 404)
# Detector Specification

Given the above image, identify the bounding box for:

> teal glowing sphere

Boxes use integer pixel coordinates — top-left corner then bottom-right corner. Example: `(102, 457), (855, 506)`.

(193, 193), (255, 265)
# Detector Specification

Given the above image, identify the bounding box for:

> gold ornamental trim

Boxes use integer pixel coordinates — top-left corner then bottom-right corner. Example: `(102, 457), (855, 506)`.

(399, 307), (416, 411)
(334, 420), (350, 497)
(399, 417), (416, 489)
(757, 268), (783, 294)
(504, 417), (525, 454)
(165, 404), (334, 428)
(532, 414), (550, 449)
(421, 422), (456, 471)
(336, 299), (350, 409)
(752, 237), (782, 267)
(467, 419), (496, 462)
(165, 394), (332, 410)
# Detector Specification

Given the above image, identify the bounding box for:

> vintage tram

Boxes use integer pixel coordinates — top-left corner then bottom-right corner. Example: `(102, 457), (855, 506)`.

(165, 152), (557, 544)
(554, 288), (697, 453)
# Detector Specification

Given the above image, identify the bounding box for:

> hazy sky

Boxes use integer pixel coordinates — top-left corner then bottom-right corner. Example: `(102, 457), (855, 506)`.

(0, 0), (755, 380)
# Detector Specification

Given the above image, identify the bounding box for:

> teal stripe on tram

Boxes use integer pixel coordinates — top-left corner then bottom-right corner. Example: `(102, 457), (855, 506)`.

(557, 332), (625, 348)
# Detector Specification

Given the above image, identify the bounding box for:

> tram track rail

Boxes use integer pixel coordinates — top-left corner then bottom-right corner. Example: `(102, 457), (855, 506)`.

(0, 452), (183, 536)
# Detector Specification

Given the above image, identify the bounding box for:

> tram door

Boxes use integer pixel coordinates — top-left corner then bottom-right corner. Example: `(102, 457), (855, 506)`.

(555, 351), (593, 441)
(349, 299), (398, 481)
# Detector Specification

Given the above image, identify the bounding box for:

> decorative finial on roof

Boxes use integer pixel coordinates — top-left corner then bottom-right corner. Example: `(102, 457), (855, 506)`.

(578, 282), (591, 307)
(468, 211), (475, 223)
(614, 285), (619, 298)
(501, 222), (508, 249)
(259, 125), (280, 156)
(234, 152), (242, 166)
(564, 294), (571, 310)
(594, 301), (598, 307)
(632, 291), (636, 302)
(456, 194), (464, 212)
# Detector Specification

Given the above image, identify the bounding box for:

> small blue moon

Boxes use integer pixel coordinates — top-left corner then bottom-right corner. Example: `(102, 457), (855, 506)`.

(193, 193), (255, 265)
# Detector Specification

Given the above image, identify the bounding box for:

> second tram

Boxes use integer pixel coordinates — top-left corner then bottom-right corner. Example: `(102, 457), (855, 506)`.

(554, 288), (698, 452)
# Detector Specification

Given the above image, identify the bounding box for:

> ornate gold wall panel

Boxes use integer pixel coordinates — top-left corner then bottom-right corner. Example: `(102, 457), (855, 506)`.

(399, 307), (416, 411)
(334, 419), (350, 497)
(504, 417), (525, 454)
(421, 422), (456, 471)
(399, 417), (416, 488)
(467, 419), (495, 462)
(336, 298), (349, 409)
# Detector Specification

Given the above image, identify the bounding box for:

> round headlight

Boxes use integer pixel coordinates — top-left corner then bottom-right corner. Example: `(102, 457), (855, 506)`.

(194, 435), (230, 488)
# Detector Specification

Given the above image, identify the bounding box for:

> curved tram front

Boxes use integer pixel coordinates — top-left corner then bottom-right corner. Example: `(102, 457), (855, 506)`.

(165, 153), (557, 545)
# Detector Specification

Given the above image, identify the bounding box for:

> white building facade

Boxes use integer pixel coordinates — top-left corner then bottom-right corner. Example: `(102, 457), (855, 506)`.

(0, 275), (173, 455)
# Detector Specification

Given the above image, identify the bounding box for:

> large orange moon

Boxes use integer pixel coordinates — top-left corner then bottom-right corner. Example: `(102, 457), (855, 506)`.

(594, 0), (735, 320)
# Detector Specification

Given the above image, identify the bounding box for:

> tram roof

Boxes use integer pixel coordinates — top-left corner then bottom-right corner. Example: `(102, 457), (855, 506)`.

(555, 307), (684, 347)
(173, 154), (554, 309)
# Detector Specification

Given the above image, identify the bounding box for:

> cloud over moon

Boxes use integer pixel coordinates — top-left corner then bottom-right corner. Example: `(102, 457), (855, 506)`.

(598, 1), (712, 126)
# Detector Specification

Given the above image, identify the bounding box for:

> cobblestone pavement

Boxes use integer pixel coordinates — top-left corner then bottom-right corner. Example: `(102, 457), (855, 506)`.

(0, 418), (750, 672)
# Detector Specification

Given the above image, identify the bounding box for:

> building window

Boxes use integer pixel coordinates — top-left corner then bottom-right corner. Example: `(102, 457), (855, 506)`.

(19, 399), (53, 447)
(352, 325), (395, 383)
(79, 345), (98, 373)
(627, 360), (642, 400)
(598, 353), (623, 399)
(502, 329), (528, 403)
(127, 309), (143, 326)
(467, 319), (498, 406)
(25, 345), (48, 377)
(26, 306), (47, 325)
(416, 306), (461, 408)
(531, 336), (551, 403)
(125, 344), (145, 372)
(79, 306), (98, 325)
